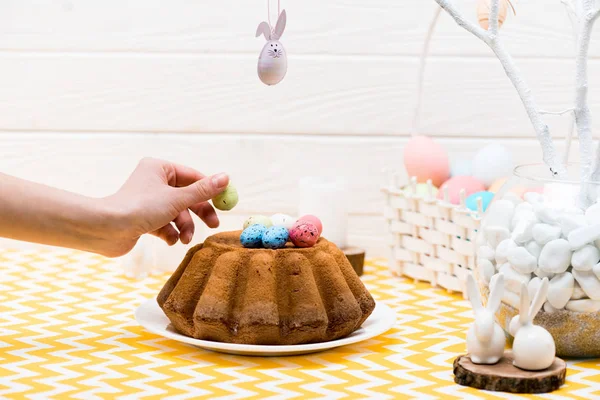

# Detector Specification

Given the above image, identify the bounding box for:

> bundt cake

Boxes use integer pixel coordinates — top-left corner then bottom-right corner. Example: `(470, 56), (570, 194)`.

(157, 231), (376, 345)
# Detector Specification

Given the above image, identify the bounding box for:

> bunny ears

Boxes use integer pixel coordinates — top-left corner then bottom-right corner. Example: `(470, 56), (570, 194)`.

(519, 277), (549, 325)
(467, 273), (504, 313)
(256, 9), (287, 41)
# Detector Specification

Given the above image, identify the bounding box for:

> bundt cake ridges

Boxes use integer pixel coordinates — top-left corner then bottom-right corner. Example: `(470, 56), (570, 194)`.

(276, 252), (328, 344)
(158, 231), (375, 345)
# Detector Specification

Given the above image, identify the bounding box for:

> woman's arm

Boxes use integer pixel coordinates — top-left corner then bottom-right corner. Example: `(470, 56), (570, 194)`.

(0, 158), (229, 257)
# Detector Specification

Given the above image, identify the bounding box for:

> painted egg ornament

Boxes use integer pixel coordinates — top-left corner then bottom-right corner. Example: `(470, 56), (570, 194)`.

(212, 184), (239, 211)
(297, 214), (323, 235)
(403, 183), (439, 198)
(289, 221), (320, 248)
(488, 177), (508, 193)
(472, 143), (514, 187)
(437, 176), (486, 204)
(255, 10), (287, 85)
(241, 224), (268, 248)
(243, 215), (272, 230)
(270, 213), (296, 230)
(262, 226), (290, 249)
(450, 159), (473, 177)
(477, 0), (514, 30)
(403, 136), (450, 187)
(466, 191), (495, 212)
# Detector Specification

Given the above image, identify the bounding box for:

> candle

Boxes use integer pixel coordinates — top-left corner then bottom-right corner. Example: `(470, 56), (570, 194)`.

(298, 177), (348, 248)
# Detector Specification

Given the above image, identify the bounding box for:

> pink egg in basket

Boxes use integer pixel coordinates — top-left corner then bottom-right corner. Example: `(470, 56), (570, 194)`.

(437, 176), (486, 204)
(403, 136), (450, 187)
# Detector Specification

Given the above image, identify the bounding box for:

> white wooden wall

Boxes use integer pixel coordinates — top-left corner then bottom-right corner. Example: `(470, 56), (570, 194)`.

(0, 0), (596, 261)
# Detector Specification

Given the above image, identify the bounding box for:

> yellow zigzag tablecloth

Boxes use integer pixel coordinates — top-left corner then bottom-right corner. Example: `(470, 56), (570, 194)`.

(1, 249), (600, 399)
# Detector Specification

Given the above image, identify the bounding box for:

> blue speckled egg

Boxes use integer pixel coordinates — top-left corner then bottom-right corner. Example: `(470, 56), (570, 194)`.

(240, 224), (267, 248)
(262, 226), (289, 249)
(466, 191), (495, 212)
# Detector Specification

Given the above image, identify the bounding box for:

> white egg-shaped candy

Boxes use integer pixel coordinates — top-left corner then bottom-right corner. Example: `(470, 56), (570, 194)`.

(472, 143), (514, 187)
(572, 245), (600, 271)
(568, 224), (600, 250)
(478, 259), (495, 284)
(547, 272), (574, 309)
(538, 239), (572, 274)
(559, 213), (587, 237)
(484, 200), (515, 230)
(571, 281), (587, 299)
(507, 247), (537, 274)
(532, 223), (562, 246)
(572, 269), (600, 300)
(566, 299), (600, 312)
(495, 239), (517, 265)
(585, 202), (600, 224)
(477, 245), (495, 262)
(525, 241), (542, 260)
(528, 277), (542, 300)
(534, 203), (558, 225)
(499, 263), (531, 293)
(544, 301), (559, 313)
(484, 226), (511, 248)
(270, 213), (296, 230)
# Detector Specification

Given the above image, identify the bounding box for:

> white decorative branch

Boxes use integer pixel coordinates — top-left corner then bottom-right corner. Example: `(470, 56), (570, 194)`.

(576, 2), (600, 181)
(434, 0), (566, 176)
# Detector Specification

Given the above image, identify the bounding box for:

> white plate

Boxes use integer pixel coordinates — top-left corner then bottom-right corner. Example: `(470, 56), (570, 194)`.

(135, 298), (395, 356)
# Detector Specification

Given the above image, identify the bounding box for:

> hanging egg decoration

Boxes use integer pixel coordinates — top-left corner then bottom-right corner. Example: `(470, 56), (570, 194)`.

(476, 0), (515, 30)
(255, 10), (287, 85)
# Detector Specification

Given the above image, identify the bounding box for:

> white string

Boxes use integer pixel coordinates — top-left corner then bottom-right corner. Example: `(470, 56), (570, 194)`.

(267, 0), (281, 30)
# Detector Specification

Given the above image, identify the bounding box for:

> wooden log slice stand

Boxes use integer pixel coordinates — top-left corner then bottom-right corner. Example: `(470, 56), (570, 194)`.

(343, 247), (365, 276)
(454, 351), (566, 394)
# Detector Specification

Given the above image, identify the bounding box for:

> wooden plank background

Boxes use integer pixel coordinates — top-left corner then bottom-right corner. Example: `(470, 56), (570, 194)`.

(0, 0), (595, 262)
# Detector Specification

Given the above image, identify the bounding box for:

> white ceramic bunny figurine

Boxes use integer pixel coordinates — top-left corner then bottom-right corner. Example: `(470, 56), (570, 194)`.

(255, 9), (287, 85)
(466, 272), (506, 364)
(512, 277), (556, 371)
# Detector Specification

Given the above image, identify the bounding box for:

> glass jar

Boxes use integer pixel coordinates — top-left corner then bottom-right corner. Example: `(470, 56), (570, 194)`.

(476, 163), (600, 357)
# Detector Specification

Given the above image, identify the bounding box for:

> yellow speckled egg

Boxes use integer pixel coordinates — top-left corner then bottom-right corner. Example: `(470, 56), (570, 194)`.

(243, 215), (273, 230)
(212, 184), (239, 211)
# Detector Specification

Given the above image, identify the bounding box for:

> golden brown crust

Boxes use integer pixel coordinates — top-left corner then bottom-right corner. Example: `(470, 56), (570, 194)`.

(158, 231), (376, 345)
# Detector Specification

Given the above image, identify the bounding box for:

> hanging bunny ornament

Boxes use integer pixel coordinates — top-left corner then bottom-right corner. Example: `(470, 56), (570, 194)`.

(255, 3), (287, 86)
(510, 278), (556, 371)
(466, 273), (506, 365)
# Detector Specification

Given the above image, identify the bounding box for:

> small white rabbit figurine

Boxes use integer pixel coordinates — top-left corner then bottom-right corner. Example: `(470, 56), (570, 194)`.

(512, 277), (556, 371)
(466, 273), (506, 364)
(255, 10), (287, 85)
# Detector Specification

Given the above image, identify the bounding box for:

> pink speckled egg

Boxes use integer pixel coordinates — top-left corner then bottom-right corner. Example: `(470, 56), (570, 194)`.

(298, 214), (323, 235)
(289, 221), (320, 248)
(404, 136), (450, 187)
(437, 176), (486, 204)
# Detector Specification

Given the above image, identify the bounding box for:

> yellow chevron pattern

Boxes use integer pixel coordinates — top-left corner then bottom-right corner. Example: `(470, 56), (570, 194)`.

(0, 249), (598, 399)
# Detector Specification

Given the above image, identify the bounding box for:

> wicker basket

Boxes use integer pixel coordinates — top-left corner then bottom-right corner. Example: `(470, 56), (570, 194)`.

(382, 173), (483, 298)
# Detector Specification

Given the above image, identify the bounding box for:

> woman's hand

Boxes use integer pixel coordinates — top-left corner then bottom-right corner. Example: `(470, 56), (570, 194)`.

(0, 158), (229, 258)
(102, 158), (229, 256)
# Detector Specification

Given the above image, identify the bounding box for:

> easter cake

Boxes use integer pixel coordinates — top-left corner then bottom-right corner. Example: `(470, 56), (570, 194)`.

(157, 230), (375, 345)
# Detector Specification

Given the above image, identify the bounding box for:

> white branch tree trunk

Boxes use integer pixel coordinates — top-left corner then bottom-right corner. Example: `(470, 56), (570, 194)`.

(434, 0), (566, 176)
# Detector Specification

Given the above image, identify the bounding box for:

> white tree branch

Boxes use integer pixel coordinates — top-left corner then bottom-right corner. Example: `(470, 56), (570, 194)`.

(561, 0), (580, 37)
(489, 0), (500, 36)
(434, 0), (565, 176)
(575, 5), (600, 181)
